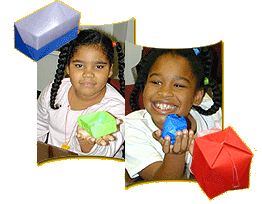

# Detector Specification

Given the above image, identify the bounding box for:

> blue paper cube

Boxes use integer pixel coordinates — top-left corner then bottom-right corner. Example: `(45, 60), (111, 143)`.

(161, 114), (187, 145)
(14, 1), (80, 61)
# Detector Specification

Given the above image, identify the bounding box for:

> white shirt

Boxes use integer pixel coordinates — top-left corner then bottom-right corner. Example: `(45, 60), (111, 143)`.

(125, 94), (222, 178)
(37, 78), (125, 159)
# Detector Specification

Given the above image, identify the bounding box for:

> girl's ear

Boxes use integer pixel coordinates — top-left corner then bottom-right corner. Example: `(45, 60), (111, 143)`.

(108, 64), (114, 78)
(193, 88), (204, 106)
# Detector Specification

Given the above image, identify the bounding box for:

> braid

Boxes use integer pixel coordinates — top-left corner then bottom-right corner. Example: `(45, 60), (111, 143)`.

(193, 77), (222, 115)
(50, 44), (71, 109)
(192, 46), (222, 115)
(115, 42), (125, 97)
(129, 48), (156, 111)
(130, 81), (142, 111)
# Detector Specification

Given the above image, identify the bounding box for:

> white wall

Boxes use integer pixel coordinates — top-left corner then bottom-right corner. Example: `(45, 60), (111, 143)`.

(37, 51), (59, 91)
(125, 41), (142, 85)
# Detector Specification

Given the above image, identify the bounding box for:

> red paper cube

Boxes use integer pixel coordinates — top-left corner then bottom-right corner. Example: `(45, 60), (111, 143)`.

(191, 127), (253, 199)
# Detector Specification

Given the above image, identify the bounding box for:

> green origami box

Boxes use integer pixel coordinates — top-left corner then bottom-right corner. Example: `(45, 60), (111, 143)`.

(78, 111), (117, 139)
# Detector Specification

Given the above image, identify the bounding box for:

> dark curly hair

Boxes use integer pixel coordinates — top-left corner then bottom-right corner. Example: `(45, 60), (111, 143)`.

(50, 29), (125, 109)
(130, 46), (222, 116)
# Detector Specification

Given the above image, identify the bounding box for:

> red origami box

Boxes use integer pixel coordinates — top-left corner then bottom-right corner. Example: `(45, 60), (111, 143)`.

(191, 127), (253, 199)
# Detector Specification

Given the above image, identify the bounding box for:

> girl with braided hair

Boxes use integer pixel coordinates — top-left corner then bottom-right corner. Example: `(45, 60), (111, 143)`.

(37, 29), (125, 158)
(125, 46), (222, 180)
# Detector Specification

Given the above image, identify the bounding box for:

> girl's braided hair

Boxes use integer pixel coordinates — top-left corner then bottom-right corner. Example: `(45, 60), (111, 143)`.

(130, 46), (222, 116)
(50, 29), (125, 109)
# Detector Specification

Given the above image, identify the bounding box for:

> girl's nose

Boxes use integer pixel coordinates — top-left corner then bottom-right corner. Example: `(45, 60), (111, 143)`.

(82, 68), (95, 78)
(157, 87), (174, 98)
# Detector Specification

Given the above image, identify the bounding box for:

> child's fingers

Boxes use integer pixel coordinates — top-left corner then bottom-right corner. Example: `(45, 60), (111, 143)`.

(77, 125), (96, 144)
(173, 131), (182, 154)
(153, 130), (164, 145)
(116, 119), (123, 126)
(102, 135), (115, 143)
(181, 129), (189, 152)
(77, 125), (90, 138)
(77, 133), (96, 145)
(172, 130), (194, 154)
(107, 134), (115, 141)
(96, 137), (107, 146)
(116, 119), (123, 131)
(163, 136), (171, 154)
(76, 132), (86, 140)
(187, 130), (194, 151)
(189, 130), (197, 155)
(153, 129), (161, 140)
(88, 136), (96, 145)
(189, 140), (194, 156)
(97, 135), (115, 146)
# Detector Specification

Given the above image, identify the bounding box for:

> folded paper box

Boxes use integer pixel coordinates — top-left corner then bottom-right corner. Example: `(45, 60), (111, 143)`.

(14, 0), (80, 61)
(78, 111), (117, 139)
(191, 127), (253, 199)
(161, 114), (187, 145)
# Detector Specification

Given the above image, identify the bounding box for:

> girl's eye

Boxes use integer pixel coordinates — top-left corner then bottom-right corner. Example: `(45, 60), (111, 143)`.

(151, 81), (162, 85)
(75, 64), (83, 68)
(174, 84), (185, 88)
(95, 65), (104, 69)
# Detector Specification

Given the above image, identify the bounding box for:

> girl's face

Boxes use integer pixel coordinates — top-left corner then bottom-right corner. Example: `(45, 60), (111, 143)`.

(66, 45), (113, 99)
(143, 53), (203, 129)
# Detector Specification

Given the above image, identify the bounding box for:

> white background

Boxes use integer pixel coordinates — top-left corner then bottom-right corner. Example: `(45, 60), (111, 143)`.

(2, 0), (261, 203)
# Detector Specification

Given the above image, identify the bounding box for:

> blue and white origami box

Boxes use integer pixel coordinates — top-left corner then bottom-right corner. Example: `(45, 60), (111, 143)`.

(14, 0), (80, 61)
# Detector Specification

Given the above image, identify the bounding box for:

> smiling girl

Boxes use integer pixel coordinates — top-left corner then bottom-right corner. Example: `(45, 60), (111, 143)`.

(37, 29), (125, 158)
(125, 47), (222, 180)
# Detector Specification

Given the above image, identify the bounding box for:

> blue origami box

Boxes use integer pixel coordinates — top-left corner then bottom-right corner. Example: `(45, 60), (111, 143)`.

(161, 114), (187, 145)
(14, 1), (80, 61)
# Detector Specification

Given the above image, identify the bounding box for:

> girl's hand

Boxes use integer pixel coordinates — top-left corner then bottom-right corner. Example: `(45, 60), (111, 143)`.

(77, 125), (96, 145)
(98, 118), (123, 145)
(153, 129), (194, 155)
(77, 119), (123, 146)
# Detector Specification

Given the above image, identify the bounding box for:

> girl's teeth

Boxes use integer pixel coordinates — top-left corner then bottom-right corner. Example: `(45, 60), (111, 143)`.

(155, 103), (175, 110)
